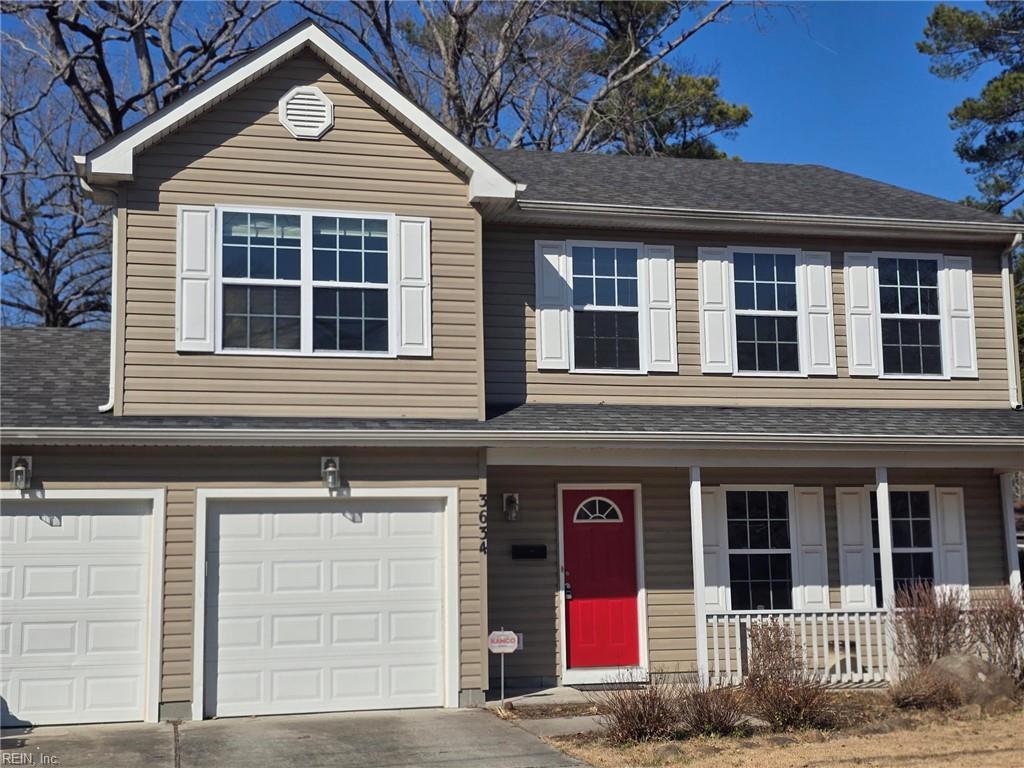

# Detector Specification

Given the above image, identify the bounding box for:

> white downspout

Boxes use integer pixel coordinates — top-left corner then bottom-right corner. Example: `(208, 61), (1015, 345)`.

(98, 204), (119, 412)
(1001, 232), (1022, 410)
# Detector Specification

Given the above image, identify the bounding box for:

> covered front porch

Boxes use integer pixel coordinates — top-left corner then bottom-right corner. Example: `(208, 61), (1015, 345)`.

(484, 444), (1021, 693)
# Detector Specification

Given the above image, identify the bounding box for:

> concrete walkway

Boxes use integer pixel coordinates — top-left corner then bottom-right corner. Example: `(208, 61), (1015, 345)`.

(1, 709), (583, 768)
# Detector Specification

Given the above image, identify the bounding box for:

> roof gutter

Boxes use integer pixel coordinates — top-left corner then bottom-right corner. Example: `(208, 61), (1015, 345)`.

(2, 427), (1020, 449)
(1002, 232), (1023, 409)
(513, 199), (1022, 238)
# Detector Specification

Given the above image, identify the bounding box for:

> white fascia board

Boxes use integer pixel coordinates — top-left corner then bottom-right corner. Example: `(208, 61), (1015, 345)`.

(1, 427), (1021, 450)
(82, 24), (516, 202)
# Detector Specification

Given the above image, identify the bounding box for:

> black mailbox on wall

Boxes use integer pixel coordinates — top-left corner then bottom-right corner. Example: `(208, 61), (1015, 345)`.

(510, 544), (547, 560)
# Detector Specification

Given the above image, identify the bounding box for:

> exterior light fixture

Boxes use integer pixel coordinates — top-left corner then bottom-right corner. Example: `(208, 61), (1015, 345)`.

(503, 493), (520, 522)
(321, 456), (341, 491)
(10, 456), (31, 490)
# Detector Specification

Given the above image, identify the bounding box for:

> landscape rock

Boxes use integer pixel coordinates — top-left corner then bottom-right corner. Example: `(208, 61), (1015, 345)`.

(931, 655), (1019, 707)
(951, 703), (983, 720)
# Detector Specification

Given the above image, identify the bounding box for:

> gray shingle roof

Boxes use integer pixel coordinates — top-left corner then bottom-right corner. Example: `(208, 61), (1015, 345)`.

(478, 149), (1012, 225)
(2, 329), (1021, 442)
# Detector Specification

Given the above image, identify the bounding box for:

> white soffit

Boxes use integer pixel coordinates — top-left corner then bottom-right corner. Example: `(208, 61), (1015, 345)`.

(81, 22), (516, 202)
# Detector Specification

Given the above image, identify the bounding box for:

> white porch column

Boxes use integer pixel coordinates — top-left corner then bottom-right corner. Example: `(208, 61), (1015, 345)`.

(689, 465), (709, 685)
(999, 473), (1021, 592)
(875, 467), (896, 609)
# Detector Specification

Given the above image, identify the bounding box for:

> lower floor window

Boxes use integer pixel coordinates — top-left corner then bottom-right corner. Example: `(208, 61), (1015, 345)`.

(870, 490), (935, 606)
(313, 287), (388, 352)
(726, 490), (793, 610)
(573, 310), (639, 370)
(222, 285), (301, 350)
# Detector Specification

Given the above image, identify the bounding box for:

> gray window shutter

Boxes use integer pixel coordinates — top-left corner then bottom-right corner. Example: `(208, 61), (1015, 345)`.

(698, 247), (733, 373)
(701, 487), (730, 612)
(836, 487), (876, 610)
(942, 256), (977, 378)
(397, 216), (432, 356)
(934, 487), (969, 596)
(175, 205), (216, 352)
(534, 240), (570, 370)
(642, 244), (677, 372)
(843, 252), (880, 376)
(800, 252), (837, 376)
(793, 487), (830, 609)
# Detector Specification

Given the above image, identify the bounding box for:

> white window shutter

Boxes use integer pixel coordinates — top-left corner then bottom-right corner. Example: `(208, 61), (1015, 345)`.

(701, 487), (730, 612)
(175, 205), (215, 352)
(534, 240), (570, 370)
(698, 247), (733, 373)
(396, 216), (432, 356)
(942, 256), (977, 378)
(934, 487), (969, 596)
(793, 487), (830, 609)
(800, 252), (837, 376)
(836, 487), (876, 609)
(642, 244), (677, 372)
(843, 252), (880, 376)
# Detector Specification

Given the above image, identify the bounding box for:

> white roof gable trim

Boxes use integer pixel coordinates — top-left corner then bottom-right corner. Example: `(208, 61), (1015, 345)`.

(80, 22), (517, 202)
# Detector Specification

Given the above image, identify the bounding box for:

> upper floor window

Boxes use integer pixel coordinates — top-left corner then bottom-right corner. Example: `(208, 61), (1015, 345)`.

(877, 257), (941, 376)
(170, 204), (430, 357)
(733, 251), (799, 373)
(571, 244), (640, 371)
(533, 239), (677, 374)
(844, 251), (976, 379)
(698, 246), (836, 377)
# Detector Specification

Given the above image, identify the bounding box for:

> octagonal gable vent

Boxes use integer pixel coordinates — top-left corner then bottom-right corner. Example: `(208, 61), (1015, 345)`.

(278, 86), (334, 139)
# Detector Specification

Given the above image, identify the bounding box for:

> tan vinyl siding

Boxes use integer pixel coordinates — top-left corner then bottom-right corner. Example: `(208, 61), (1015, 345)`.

(1, 446), (487, 706)
(486, 465), (1011, 683)
(484, 226), (1012, 408)
(120, 51), (482, 419)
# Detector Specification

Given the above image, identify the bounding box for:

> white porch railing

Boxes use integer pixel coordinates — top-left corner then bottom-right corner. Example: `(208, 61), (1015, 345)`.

(706, 609), (891, 687)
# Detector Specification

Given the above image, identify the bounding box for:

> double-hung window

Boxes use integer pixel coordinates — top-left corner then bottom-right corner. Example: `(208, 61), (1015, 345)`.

(878, 256), (941, 376)
(726, 489), (794, 610)
(733, 251), (800, 373)
(221, 212), (303, 351)
(697, 246), (835, 377)
(570, 243), (640, 371)
(312, 216), (389, 353)
(870, 490), (935, 607)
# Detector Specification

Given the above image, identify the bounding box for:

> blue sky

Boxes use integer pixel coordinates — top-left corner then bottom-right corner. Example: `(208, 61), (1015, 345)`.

(682, 1), (991, 204)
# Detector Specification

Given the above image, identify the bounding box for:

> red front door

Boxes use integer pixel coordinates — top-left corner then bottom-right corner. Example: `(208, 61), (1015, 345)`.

(562, 488), (639, 669)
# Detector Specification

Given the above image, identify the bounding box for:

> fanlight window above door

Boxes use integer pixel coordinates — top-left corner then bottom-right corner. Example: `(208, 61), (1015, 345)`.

(574, 497), (623, 523)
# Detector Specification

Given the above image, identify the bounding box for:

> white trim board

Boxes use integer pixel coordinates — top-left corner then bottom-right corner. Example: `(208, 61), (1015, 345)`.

(80, 22), (515, 202)
(556, 483), (649, 686)
(190, 485), (460, 721)
(0, 487), (166, 724)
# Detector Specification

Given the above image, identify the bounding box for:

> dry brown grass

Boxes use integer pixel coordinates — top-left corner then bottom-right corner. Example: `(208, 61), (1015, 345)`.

(552, 710), (1024, 768)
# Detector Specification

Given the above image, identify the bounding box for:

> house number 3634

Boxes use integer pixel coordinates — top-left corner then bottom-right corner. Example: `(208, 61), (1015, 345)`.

(478, 494), (488, 555)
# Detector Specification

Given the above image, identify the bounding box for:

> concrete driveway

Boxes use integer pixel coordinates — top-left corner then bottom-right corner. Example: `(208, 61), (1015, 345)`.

(1, 709), (583, 768)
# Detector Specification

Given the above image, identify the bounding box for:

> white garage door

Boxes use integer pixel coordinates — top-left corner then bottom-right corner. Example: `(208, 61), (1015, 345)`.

(0, 499), (154, 726)
(205, 497), (447, 717)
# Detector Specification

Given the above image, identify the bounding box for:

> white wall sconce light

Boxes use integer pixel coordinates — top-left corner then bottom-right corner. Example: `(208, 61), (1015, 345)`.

(321, 456), (341, 491)
(10, 456), (31, 490)
(503, 493), (520, 522)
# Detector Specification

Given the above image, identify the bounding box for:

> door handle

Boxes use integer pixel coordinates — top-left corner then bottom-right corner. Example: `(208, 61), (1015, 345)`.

(564, 582), (573, 601)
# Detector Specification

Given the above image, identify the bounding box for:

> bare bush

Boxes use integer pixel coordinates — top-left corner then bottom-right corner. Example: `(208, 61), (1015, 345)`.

(889, 666), (964, 711)
(587, 672), (681, 743)
(967, 586), (1024, 685)
(677, 679), (745, 737)
(744, 622), (836, 730)
(889, 583), (970, 672)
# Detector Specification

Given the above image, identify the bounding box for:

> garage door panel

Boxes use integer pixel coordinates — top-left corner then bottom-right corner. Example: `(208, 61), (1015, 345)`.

(1, 500), (153, 726)
(205, 498), (446, 717)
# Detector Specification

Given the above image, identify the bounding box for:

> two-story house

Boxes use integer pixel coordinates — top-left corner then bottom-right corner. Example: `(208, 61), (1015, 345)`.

(2, 21), (1022, 727)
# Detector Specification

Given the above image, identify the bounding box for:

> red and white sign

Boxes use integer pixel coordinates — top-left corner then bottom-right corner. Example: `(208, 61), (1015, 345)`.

(488, 630), (518, 654)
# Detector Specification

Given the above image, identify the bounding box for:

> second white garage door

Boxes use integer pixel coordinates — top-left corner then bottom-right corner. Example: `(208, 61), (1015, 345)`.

(204, 497), (447, 717)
